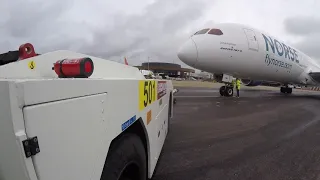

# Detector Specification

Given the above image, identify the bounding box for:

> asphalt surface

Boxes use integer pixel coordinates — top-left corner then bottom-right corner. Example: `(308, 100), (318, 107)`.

(152, 86), (320, 180)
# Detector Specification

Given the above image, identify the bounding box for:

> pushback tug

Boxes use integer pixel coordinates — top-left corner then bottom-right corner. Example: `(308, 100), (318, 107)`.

(0, 43), (174, 180)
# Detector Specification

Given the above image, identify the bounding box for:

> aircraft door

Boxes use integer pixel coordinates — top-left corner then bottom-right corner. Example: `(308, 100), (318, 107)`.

(243, 28), (259, 52)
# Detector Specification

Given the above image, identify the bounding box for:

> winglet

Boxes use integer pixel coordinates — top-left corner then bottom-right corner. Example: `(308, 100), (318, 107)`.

(124, 57), (128, 65)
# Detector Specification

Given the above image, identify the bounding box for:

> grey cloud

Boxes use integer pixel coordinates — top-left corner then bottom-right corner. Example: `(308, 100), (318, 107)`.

(4, 2), (70, 38)
(0, 0), (86, 52)
(293, 33), (320, 59)
(284, 16), (320, 36)
(0, 0), (211, 67)
(82, 0), (211, 66)
(284, 16), (320, 60)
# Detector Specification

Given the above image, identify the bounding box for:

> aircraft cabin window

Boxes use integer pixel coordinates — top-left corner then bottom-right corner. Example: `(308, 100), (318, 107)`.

(194, 28), (210, 35)
(208, 28), (223, 35)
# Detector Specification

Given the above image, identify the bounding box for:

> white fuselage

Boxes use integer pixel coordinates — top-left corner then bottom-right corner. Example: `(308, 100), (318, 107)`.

(177, 23), (320, 86)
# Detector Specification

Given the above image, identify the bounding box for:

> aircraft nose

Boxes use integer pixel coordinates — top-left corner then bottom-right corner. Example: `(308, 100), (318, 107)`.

(177, 38), (198, 67)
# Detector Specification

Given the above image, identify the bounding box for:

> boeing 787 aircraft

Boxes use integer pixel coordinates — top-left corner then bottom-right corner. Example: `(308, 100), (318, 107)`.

(177, 23), (320, 97)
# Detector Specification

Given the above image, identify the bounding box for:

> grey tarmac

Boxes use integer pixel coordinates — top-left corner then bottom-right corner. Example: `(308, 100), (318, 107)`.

(152, 86), (320, 180)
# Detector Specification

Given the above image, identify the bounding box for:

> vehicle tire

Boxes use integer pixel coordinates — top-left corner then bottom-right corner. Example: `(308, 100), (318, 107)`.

(219, 86), (226, 96)
(224, 87), (233, 97)
(280, 87), (292, 94)
(100, 133), (147, 180)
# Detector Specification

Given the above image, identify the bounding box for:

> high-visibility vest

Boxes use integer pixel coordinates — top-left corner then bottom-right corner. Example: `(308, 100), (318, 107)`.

(232, 79), (236, 87)
(236, 79), (241, 89)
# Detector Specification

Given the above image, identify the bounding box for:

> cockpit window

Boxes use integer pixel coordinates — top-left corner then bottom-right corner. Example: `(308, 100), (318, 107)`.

(194, 28), (210, 35)
(208, 28), (223, 35)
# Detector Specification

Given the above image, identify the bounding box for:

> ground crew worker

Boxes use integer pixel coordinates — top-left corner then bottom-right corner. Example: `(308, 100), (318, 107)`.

(236, 78), (241, 97)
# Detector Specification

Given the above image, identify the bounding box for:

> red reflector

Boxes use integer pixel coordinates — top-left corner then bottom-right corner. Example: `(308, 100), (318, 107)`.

(53, 57), (94, 78)
(19, 43), (37, 60)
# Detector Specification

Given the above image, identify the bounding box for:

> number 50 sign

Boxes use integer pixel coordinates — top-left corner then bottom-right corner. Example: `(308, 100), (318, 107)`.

(139, 80), (157, 111)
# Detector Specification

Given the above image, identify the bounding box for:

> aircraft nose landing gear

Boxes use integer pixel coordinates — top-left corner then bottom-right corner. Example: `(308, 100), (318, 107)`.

(220, 85), (234, 97)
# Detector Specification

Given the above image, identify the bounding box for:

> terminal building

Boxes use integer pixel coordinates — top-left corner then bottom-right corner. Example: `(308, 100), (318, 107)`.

(135, 62), (195, 78)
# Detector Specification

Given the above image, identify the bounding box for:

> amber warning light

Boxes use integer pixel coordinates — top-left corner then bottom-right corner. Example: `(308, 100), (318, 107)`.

(53, 57), (94, 78)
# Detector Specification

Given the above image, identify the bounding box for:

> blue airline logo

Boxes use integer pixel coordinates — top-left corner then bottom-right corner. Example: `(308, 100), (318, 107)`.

(262, 33), (299, 63)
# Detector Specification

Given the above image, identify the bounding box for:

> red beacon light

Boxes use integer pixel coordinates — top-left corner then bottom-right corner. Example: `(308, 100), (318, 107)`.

(53, 57), (94, 78)
(19, 43), (37, 60)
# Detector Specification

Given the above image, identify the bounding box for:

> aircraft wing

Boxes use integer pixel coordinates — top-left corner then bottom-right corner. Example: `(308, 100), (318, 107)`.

(308, 72), (320, 83)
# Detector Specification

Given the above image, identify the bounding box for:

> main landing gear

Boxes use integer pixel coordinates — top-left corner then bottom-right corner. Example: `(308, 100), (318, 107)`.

(280, 86), (292, 94)
(219, 85), (234, 97)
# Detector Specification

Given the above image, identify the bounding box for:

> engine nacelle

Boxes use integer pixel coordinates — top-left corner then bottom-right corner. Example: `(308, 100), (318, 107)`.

(241, 79), (262, 86)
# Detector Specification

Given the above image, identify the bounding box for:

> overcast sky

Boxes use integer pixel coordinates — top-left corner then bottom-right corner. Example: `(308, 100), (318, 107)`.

(1, 0), (320, 68)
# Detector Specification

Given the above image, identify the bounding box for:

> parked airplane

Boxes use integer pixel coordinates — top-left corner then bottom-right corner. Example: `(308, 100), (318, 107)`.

(177, 23), (320, 96)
